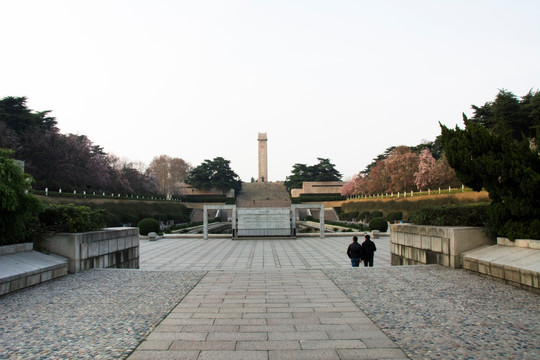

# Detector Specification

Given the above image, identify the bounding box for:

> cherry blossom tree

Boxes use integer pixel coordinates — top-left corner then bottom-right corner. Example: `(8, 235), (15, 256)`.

(384, 146), (419, 193)
(365, 160), (389, 194)
(341, 173), (367, 196)
(430, 154), (460, 189)
(415, 149), (437, 190)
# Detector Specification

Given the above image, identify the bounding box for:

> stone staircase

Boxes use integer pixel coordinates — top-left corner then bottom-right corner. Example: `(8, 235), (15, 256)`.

(190, 209), (219, 222)
(236, 182), (291, 208)
(308, 208), (339, 221)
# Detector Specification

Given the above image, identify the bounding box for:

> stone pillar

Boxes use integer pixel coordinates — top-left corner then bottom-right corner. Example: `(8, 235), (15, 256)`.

(231, 208), (237, 238)
(203, 205), (209, 240)
(319, 204), (325, 238)
(258, 132), (268, 182)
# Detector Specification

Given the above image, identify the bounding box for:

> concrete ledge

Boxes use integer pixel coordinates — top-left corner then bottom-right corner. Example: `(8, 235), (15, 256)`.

(160, 232), (380, 239)
(35, 228), (139, 273)
(462, 243), (540, 292)
(0, 243), (33, 255)
(390, 224), (495, 268)
(0, 244), (68, 296)
(162, 233), (232, 239)
(497, 237), (540, 249)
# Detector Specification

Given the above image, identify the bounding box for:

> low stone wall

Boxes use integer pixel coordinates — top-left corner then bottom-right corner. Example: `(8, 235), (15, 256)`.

(390, 224), (495, 268)
(35, 227), (139, 273)
(462, 237), (540, 292)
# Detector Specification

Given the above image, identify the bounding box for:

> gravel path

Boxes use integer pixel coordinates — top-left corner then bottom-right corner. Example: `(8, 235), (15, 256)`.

(0, 269), (206, 360)
(324, 266), (540, 360)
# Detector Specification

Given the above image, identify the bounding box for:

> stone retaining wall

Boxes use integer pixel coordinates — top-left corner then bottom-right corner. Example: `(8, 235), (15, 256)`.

(390, 224), (495, 268)
(35, 227), (139, 273)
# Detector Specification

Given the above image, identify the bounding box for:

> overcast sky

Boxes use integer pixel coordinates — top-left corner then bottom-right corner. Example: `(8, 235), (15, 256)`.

(2, 1), (539, 182)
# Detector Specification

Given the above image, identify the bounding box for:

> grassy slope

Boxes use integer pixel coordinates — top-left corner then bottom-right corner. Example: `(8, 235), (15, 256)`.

(331, 191), (490, 218)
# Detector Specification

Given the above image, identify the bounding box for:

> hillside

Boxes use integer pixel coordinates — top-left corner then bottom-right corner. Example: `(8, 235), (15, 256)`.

(339, 191), (490, 218)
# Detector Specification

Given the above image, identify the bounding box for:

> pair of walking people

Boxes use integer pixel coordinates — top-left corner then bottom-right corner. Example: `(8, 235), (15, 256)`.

(347, 234), (377, 267)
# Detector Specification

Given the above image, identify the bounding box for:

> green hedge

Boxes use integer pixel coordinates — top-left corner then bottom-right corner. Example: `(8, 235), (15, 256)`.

(342, 192), (490, 219)
(37, 196), (191, 227)
(39, 204), (107, 233)
(409, 204), (489, 227)
(180, 195), (232, 203)
(339, 211), (359, 221)
(296, 194), (346, 202)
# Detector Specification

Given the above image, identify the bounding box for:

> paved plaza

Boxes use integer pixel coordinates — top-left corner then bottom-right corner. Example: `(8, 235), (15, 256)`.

(139, 235), (391, 271)
(0, 236), (539, 359)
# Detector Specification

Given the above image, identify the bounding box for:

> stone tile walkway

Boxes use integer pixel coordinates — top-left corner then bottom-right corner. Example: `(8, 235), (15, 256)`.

(127, 270), (407, 360)
(139, 235), (391, 270)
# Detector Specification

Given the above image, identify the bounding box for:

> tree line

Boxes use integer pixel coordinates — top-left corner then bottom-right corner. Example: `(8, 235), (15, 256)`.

(0, 97), (241, 198)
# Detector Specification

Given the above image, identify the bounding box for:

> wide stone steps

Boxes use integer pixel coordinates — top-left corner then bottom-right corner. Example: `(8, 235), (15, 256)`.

(236, 182), (291, 208)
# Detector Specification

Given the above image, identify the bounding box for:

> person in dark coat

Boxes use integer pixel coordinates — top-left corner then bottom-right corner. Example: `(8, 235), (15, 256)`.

(362, 234), (377, 267)
(347, 236), (364, 267)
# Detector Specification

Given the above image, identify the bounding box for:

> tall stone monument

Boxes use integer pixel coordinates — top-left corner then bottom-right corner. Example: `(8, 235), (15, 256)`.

(258, 132), (268, 182)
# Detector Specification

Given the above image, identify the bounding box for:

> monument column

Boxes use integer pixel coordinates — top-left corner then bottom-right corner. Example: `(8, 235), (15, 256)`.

(258, 132), (268, 182)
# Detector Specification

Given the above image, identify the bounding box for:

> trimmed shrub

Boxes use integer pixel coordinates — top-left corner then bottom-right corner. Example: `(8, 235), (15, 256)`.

(386, 211), (403, 222)
(369, 217), (388, 232)
(120, 214), (138, 225)
(39, 204), (107, 233)
(409, 204), (489, 227)
(371, 210), (383, 219)
(138, 218), (160, 235)
(339, 211), (358, 221)
(107, 213), (122, 227)
(359, 211), (371, 222)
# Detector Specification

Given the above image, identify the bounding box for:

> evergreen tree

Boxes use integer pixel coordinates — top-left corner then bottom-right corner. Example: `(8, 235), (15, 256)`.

(284, 158), (342, 192)
(186, 157), (242, 194)
(0, 149), (42, 245)
(440, 90), (540, 239)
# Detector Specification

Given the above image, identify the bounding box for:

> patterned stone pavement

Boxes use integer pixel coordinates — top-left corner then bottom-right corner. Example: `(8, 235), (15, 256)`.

(127, 270), (408, 360)
(1, 236), (538, 359)
(139, 235), (391, 271)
